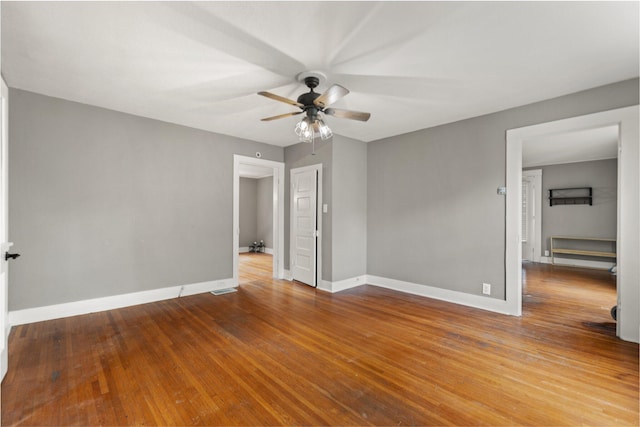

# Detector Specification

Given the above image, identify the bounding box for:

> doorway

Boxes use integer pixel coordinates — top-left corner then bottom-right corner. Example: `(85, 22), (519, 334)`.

(506, 106), (639, 343)
(233, 155), (285, 287)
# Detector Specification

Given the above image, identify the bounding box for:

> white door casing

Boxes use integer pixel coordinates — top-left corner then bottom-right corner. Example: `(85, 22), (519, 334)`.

(233, 155), (285, 286)
(290, 165), (321, 287)
(1, 77), (11, 380)
(506, 106), (639, 343)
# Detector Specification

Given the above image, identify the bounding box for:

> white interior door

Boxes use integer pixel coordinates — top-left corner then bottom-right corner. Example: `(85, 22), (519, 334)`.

(1, 78), (11, 380)
(522, 169), (542, 263)
(291, 166), (318, 287)
(521, 176), (535, 261)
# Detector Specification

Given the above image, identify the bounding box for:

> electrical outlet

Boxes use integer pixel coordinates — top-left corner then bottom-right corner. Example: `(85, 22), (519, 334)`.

(544, 250), (550, 257)
(482, 283), (491, 295)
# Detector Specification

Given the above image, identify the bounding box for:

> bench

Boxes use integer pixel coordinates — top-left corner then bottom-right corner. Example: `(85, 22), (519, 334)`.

(550, 236), (616, 265)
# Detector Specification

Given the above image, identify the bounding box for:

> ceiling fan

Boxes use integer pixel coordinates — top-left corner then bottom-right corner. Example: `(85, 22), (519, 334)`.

(258, 72), (371, 142)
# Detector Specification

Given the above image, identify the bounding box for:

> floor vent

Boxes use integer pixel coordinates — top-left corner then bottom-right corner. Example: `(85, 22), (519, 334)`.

(211, 288), (237, 296)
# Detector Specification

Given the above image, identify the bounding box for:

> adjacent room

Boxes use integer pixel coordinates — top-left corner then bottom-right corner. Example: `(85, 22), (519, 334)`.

(0, 2), (638, 425)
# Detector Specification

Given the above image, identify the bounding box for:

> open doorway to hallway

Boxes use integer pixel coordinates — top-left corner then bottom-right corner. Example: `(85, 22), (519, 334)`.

(521, 125), (619, 325)
(238, 169), (275, 279)
(233, 155), (285, 287)
(506, 106), (638, 343)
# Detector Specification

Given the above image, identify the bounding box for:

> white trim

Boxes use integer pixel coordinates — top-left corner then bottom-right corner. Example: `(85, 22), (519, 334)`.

(239, 247), (273, 254)
(318, 280), (332, 292)
(283, 269), (293, 281)
(524, 155), (617, 168)
(367, 275), (512, 315)
(233, 155), (285, 285)
(289, 164), (323, 288)
(1, 76), (9, 381)
(8, 278), (234, 326)
(317, 275), (366, 293)
(507, 105), (639, 343)
(317, 275), (513, 315)
(538, 256), (615, 270)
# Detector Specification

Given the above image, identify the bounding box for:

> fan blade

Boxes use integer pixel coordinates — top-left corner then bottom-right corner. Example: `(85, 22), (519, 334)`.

(324, 108), (371, 122)
(258, 91), (304, 108)
(260, 111), (303, 122)
(314, 84), (349, 108)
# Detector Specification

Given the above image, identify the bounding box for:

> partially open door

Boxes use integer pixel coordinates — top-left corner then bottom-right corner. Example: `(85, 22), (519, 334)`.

(290, 165), (319, 287)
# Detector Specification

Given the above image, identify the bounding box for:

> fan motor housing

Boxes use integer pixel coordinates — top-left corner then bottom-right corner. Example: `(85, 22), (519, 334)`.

(297, 91), (321, 108)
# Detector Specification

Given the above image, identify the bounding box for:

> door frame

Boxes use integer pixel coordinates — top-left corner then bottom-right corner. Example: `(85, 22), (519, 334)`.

(522, 169), (542, 263)
(1, 76), (10, 380)
(290, 164), (322, 287)
(506, 105), (639, 343)
(233, 155), (285, 285)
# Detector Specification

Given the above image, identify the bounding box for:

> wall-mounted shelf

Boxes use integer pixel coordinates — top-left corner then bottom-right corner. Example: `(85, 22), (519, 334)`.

(548, 187), (592, 206)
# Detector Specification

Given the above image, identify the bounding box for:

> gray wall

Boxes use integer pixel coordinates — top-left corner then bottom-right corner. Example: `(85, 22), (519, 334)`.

(239, 177), (258, 248)
(535, 159), (618, 255)
(332, 136), (367, 282)
(367, 79), (639, 300)
(9, 89), (283, 310)
(284, 139), (332, 281)
(9, 79), (638, 310)
(256, 176), (273, 249)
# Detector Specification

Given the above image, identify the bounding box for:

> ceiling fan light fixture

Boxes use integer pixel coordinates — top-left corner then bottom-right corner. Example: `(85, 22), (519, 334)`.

(261, 71), (367, 143)
(295, 115), (332, 143)
(299, 126), (313, 143)
(317, 118), (332, 140)
(294, 116), (311, 137)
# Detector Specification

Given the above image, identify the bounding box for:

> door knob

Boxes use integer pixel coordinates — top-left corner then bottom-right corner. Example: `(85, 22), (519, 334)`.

(5, 252), (20, 261)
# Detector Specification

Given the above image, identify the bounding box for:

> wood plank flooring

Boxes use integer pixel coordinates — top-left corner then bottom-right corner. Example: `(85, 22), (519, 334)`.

(2, 254), (638, 425)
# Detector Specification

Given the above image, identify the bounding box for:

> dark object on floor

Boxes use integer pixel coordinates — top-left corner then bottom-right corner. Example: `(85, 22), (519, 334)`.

(610, 305), (617, 321)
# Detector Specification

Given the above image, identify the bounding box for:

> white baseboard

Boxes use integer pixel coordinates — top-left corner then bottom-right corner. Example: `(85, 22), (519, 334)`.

(315, 274), (510, 315)
(8, 278), (234, 326)
(318, 275), (367, 293)
(283, 269), (293, 281)
(539, 256), (615, 270)
(240, 247), (273, 254)
(366, 275), (512, 315)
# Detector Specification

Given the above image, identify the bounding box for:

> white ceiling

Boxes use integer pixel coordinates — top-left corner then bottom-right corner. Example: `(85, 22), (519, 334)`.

(522, 125), (619, 168)
(2, 2), (638, 148)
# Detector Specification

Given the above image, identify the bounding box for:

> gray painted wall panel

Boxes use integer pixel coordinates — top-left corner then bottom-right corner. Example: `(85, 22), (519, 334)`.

(332, 136), (367, 282)
(239, 178), (258, 247)
(535, 159), (618, 255)
(9, 89), (283, 310)
(367, 79), (639, 299)
(256, 176), (273, 249)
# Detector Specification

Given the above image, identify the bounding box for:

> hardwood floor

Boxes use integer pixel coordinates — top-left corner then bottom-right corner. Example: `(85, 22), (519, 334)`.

(2, 254), (638, 425)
